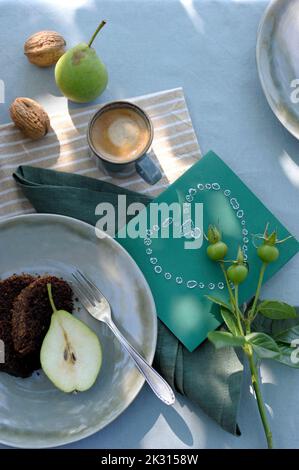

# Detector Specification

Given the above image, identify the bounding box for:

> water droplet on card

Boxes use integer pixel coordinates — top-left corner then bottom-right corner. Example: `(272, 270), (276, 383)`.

(162, 217), (173, 227)
(181, 219), (193, 237)
(187, 280), (198, 289)
(191, 227), (201, 239)
(188, 188), (197, 196)
(230, 198), (239, 210)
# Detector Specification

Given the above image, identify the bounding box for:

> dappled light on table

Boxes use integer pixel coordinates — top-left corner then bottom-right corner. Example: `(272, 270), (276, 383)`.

(279, 151), (299, 188)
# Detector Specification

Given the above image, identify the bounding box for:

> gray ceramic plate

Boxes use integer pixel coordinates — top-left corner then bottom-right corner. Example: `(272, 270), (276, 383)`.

(0, 214), (157, 448)
(257, 0), (299, 138)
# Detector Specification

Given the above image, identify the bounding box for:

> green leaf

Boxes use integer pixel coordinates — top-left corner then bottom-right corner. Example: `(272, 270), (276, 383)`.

(273, 325), (299, 344)
(208, 331), (245, 349)
(206, 295), (231, 310)
(246, 332), (281, 359)
(274, 343), (299, 368)
(257, 300), (297, 320)
(220, 308), (240, 336)
(252, 312), (299, 339)
(272, 316), (299, 337)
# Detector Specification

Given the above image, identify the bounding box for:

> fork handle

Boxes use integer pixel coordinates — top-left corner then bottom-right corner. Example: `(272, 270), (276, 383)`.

(106, 319), (175, 405)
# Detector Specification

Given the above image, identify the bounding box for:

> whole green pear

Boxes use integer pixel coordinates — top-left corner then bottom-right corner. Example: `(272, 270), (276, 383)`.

(55, 21), (108, 103)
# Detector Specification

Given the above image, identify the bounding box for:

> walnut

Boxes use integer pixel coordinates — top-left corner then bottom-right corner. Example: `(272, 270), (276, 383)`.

(10, 97), (50, 140)
(24, 31), (66, 67)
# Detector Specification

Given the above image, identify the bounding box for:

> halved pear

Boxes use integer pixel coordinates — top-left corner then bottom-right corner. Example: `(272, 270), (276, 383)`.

(40, 284), (102, 393)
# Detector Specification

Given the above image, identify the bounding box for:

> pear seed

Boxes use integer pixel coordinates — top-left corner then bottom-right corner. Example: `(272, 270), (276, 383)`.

(63, 348), (69, 361)
(71, 352), (77, 363)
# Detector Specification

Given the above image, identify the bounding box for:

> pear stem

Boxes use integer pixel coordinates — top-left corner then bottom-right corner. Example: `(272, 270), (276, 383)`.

(88, 20), (106, 48)
(47, 283), (57, 313)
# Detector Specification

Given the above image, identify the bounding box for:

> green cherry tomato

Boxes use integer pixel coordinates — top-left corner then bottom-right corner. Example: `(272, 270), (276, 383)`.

(207, 241), (228, 261)
(227, 264), (248, 284)
(257, 244), (279, 263)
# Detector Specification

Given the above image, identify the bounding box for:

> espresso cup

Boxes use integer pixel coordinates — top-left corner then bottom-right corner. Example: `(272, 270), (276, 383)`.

(87, 101), (162, 185)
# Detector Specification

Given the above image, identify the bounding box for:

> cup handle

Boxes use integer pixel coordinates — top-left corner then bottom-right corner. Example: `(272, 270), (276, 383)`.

(135, 150), (162, 185)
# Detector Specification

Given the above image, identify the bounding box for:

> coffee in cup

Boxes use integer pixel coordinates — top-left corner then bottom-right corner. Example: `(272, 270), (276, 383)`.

(87, 101), (162, 185)
(90, 107), (151, 163)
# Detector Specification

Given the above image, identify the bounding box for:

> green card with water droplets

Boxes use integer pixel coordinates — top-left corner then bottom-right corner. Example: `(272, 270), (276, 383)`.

(118, 151), (299, 351)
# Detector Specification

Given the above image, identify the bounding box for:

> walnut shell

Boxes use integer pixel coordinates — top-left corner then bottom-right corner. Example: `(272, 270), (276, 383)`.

(10, 97), (50, 140)
(24, 31), (66, 67)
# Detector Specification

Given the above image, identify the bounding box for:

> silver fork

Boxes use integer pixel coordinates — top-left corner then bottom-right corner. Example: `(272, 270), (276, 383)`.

(71, 268), (175, 406)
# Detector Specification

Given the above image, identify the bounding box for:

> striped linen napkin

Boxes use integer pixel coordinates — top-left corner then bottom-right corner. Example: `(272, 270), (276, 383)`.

(0, 87), (201, 219)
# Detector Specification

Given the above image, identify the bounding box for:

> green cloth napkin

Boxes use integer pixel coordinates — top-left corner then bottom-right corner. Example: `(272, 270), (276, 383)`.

(13, 165), (244, 435)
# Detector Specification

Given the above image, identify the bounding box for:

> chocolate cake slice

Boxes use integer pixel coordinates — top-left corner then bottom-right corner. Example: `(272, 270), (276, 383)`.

(11, 275), (73, 358)
(0, 274), (38, 377)
(0, 274), (35, 322)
